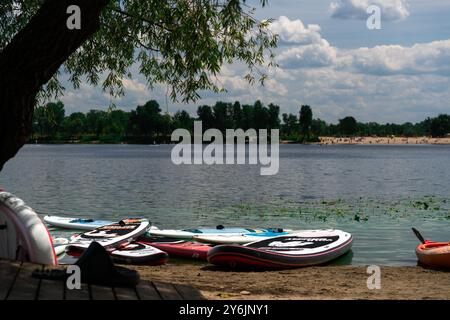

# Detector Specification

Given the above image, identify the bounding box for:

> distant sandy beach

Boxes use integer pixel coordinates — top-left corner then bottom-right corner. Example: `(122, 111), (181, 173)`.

(133, 264), (450, 300)
(317, 136), (450, 145)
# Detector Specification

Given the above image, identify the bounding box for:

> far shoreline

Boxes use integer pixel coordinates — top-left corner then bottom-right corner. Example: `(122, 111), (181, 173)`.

(315, 136), (450, 145)
(26, 136), (450, 145)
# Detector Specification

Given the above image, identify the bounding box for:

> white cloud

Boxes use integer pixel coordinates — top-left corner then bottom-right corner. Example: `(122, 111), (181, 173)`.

(60, 15), (450, 123)
(330, 0), (410, 21)
(269, 16), (324, 45)
(265, 79), (288, 96)
(122, 78), (149, 95)
(274, 17), (450, 77)
(278, 41), (338, 69)
(340, 40), (450, 76)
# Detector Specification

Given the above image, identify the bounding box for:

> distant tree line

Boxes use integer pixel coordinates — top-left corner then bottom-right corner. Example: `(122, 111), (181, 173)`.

(30, 100), (450, 144)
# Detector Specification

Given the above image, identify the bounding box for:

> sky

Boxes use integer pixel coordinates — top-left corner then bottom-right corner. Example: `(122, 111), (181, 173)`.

(60, 0), (450, 124)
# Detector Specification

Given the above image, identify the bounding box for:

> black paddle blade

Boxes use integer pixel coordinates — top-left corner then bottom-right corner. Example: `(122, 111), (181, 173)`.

(412, 227), (425, 244)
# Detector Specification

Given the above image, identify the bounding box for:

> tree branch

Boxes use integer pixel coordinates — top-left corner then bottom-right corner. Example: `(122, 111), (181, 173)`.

(0, 0), (109, 170)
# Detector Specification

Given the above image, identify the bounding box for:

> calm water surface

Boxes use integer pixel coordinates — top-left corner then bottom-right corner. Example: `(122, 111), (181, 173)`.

(1, 144), (450, 266)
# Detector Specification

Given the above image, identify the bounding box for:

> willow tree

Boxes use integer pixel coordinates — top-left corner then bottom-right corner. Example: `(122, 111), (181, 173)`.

(0, 0), (277, 171)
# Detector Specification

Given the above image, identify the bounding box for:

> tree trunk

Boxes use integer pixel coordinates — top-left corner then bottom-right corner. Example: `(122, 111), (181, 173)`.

(0, 0), (109, 171)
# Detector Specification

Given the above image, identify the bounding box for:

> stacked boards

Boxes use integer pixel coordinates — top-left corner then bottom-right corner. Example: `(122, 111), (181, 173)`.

(67, 218), (150, 251)
(45, 216), (354, 268)
(66, 219), (168, 265)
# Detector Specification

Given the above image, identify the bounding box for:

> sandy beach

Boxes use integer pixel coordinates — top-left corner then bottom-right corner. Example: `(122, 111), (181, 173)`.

(318, 136), (450, 145)
(132, 264), (450, 300)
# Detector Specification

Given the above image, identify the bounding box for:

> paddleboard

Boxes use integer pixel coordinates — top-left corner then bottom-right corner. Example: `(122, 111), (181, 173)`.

(66, 218), (150, 252)
(145, 238), (212, 260)
(66, 240), (168, 265)
(193, 230), (291, 245)
(110, 242), (169, 265)
(54, 245), (67, 256)
(207, 229), (353, 269)
(44, 215), (114, 231)
(53, 237), (69, 245)
(149, 226), (287, 240)
(53, 237), (69, 256)
(0, 191), (57, 265)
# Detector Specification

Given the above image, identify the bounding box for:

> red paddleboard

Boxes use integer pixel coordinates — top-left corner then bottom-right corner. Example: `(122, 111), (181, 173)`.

(146, 239), (211, 261)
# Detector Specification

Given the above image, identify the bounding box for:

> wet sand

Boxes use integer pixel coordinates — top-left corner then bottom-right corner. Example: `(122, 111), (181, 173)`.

(132, 264), (450, 300)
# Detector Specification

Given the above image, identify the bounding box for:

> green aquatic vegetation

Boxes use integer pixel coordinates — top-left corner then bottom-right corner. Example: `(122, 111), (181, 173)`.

(413, 201), (429, 210)
(195, 195), (450, 226)
(353, 213), (368, 222)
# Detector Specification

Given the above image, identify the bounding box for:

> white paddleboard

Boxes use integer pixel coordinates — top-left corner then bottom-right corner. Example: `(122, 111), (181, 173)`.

(0, 191), (57, 265)
(54, 245), (67, 256)
(53, 237), (69, 245)
(110, 242), (168, 265)
(53, 237), (69, 256)
(149, 227), (285, 240)
(67, 218), (150, 251)
(44, 215), (114, 231)
(193, 234), (274, 244)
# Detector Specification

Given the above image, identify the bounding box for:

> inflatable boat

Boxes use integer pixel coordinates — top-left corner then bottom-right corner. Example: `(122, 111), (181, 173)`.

(416, 241), (450, 269)
(207, 229), (353, 269)
(0, 191), (57, 265)
(413, 228), (450, 269)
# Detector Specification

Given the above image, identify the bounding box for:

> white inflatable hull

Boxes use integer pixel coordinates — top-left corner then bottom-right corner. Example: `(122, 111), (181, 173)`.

(208, 229), (353, 269)
(0, 192), (57, 265)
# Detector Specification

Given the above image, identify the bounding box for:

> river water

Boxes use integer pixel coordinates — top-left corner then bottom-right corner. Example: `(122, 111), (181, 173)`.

(1, 144), (449, 266)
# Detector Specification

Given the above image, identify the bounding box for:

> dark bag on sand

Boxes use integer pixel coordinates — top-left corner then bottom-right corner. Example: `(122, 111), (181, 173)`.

(32, 242), (140, 287)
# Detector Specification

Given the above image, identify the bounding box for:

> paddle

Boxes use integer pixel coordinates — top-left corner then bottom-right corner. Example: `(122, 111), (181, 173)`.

(412, 227), (425, 244)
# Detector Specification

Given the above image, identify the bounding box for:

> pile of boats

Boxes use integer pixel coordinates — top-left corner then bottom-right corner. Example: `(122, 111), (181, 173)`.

(43, 215), (354, 269)
(1, 191), (449, 270)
